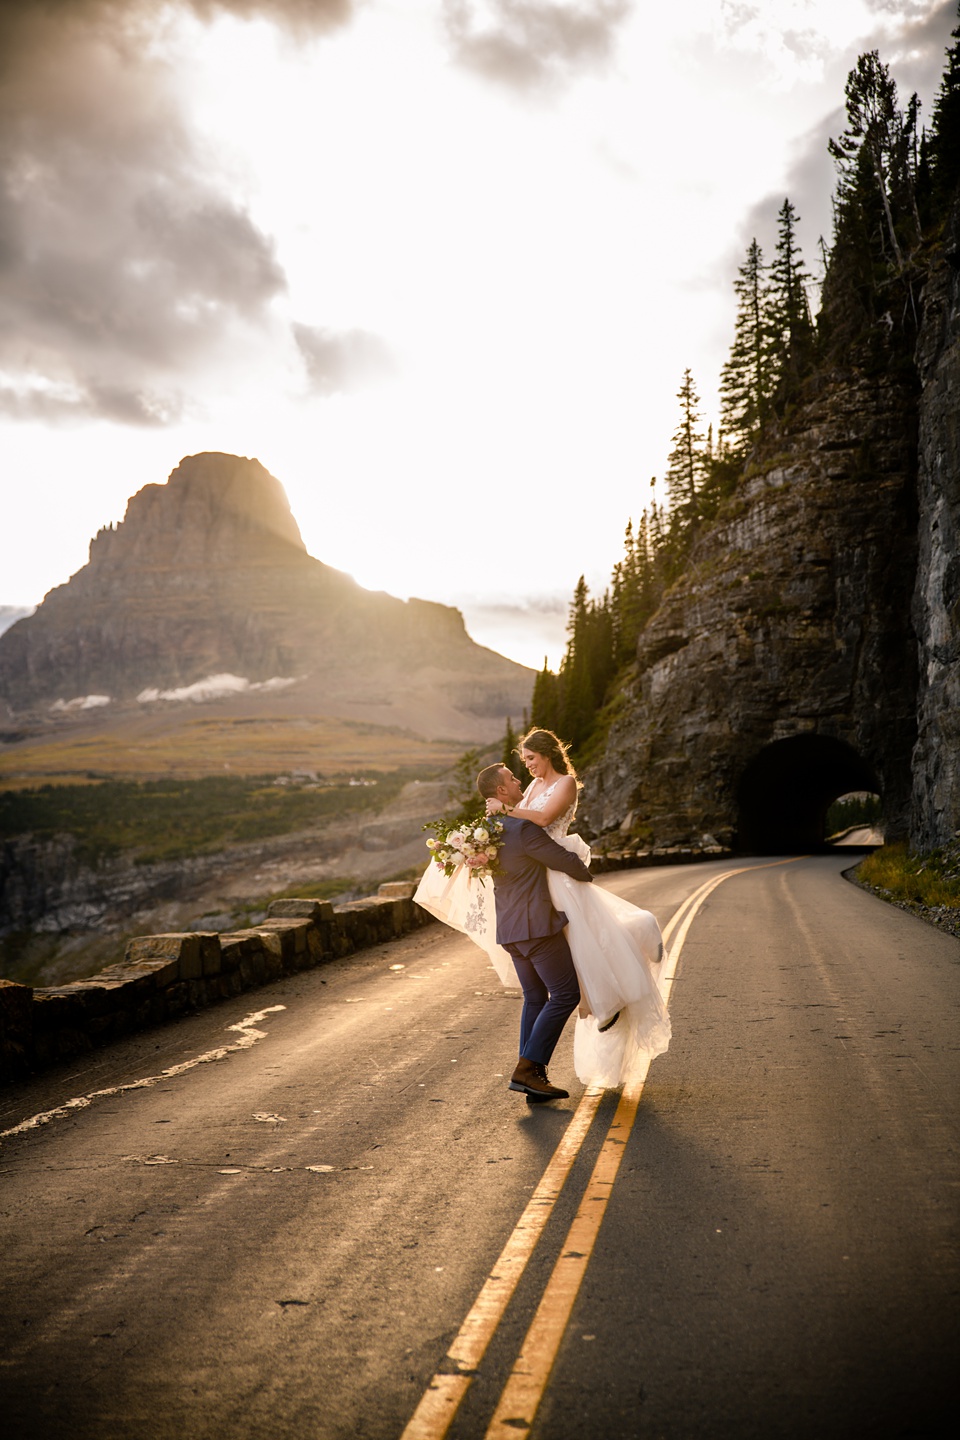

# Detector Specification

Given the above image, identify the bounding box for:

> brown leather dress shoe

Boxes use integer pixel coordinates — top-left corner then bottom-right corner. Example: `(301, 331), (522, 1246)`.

(508, 1057), (569, 1101)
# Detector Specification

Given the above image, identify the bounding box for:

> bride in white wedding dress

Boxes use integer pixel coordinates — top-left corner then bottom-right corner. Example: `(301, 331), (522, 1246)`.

(414, 728), (671, 1087)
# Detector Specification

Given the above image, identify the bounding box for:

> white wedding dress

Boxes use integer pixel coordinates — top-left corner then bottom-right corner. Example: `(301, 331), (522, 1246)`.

(414, 782), (671, 1086)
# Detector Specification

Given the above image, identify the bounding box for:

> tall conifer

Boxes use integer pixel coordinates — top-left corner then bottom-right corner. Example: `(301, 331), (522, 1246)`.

(720, 239), (777, 452)
(828, 51), (920, 272)
(930, 4), (960, 211)
(664, 369), (707, 531)
(770, 199), (815, 388)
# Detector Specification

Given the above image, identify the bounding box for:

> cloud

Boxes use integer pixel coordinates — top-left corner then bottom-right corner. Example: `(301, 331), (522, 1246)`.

(0, 1), (351, 426)
(50, 694), (112, 712)
(137, 673), (298, 704)
(294, 323), (398, 395)
(443, 0), (630, 92)
(0, 376), (188, 427)
(188, 0), (352, 29)
(881, 0), (959, 98)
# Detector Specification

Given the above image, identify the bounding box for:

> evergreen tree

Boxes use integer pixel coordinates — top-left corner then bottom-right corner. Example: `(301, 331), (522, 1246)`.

(699, 425), (740, 520)
(823, 50), (927, 350)
(501, 717), (522, 780)
(634, 510), (657, 626)
(531, 658), (560, 732)
(916, 128), (934, 232)
(664, 369), (707, 531)
(560, 577), (595, 748)
(828, 51), (920, 272)
(720, 239), (778, 452)
(769, 198), (815, 389)
(447, 748), (484, 822)
(930, 4), (960, 212)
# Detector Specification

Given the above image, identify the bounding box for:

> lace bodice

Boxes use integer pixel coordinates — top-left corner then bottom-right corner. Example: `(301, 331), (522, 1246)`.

(523, 780), (577, 840)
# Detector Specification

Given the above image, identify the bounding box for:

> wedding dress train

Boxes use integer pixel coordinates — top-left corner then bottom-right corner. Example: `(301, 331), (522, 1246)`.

(414, 783), (671, 1087)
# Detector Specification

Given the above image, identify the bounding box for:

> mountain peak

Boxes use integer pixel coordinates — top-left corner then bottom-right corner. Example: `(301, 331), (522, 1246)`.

(87, 452), (307, 573)
(0, 453), (533, 743)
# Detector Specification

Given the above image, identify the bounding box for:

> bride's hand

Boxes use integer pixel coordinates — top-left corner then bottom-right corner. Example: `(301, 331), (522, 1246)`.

(485, 798), (504, 815)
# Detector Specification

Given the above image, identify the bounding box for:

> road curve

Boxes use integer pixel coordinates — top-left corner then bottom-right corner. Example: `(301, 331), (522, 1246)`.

(1, 852), (957, 1440)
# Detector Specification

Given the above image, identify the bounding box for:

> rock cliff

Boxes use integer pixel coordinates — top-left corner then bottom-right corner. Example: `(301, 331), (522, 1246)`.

(582, 234), (959, 855)
(912, 206), (960, 851)
(0, 453), (532, 742)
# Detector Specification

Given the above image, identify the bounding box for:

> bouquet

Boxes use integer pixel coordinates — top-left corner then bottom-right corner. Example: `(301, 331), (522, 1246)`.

(423, 810), (505, 884)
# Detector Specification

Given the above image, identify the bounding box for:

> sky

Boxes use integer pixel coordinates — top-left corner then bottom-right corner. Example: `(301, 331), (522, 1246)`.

(0, 0), (956, 670)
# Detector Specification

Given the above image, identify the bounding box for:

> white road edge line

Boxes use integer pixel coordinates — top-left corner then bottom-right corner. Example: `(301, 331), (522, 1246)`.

(0, 1005), (286, 1141)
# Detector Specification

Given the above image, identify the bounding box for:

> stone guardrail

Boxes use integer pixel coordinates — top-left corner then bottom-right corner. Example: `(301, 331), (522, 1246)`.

(591, 843), (731, 873)
(0, 882), (433, 1086)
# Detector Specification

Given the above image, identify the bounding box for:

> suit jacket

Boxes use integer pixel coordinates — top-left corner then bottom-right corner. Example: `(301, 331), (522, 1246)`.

(493, 816), (593, 946)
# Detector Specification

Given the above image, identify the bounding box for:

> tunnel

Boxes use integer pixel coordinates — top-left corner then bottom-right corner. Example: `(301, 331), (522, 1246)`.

(735, 734), (881, 854)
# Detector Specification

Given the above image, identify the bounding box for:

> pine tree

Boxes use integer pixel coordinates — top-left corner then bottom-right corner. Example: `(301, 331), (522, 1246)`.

(823, 50), (927, 350)
(634, 510), (657, 627)
(719, 239), (777, 452)
(501, 717), (522, 779)
(828, 51), (920, 273)
(664, 369), (707, 532)
(560, 577), (594, 748)
(769, 198), (815, 390)
(531, 659), (560, 732)
(930, 4), (960, 213)
(699, 425), (740, 520)
(448, 748), (484, 822)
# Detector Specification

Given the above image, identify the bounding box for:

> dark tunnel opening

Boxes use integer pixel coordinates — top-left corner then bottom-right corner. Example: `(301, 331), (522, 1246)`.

(736, 735), (881, 854)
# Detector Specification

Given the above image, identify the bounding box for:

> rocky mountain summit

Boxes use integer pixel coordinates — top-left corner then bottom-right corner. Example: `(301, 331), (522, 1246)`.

(0, 452), (532, 742)
(581, 214), (960, 856)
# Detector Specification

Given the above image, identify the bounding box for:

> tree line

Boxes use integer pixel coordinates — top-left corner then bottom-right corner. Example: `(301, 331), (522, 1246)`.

(531, 12), (960, 757)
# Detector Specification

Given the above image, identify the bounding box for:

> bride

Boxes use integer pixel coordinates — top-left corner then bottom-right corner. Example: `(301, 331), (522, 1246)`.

(414, 727), (670, 1087)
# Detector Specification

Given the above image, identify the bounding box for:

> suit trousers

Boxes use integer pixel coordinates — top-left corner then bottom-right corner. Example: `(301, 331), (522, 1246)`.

(505, 930), (581, 1066)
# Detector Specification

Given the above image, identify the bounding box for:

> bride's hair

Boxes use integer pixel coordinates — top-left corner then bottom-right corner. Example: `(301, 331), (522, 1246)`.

(519, 728), (578, 780)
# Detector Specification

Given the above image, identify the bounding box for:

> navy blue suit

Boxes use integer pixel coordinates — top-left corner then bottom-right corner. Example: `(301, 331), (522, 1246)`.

(493, 817), (593, 1066)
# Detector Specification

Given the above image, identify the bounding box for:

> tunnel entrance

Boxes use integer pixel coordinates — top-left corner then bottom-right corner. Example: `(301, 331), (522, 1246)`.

(736, 735), (881, 854)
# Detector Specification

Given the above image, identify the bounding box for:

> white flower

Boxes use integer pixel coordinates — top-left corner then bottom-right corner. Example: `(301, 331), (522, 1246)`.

(473, 828), (490, 844)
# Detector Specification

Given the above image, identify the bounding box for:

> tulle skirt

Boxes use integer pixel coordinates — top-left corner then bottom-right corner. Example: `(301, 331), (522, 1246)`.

(414, 835), (671, 1087)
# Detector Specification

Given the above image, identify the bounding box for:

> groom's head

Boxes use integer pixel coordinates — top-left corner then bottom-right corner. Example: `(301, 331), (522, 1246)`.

(477, 764), (522, 806)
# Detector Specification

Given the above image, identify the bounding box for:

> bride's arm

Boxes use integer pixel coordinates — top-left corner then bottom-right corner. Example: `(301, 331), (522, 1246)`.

(489, 775), (578, 827)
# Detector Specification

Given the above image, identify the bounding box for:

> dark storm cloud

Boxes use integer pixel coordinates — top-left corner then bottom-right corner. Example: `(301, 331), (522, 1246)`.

(0, 0), (352, 426)
(443, 0), (629, 92)
(294, 323), (398, 395)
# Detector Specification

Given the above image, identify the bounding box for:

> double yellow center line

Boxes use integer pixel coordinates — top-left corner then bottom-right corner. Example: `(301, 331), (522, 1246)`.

(403, 861), (795, 1439)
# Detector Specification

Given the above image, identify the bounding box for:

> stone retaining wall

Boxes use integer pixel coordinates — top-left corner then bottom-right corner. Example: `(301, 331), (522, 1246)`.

(0, 882), (432, 1085)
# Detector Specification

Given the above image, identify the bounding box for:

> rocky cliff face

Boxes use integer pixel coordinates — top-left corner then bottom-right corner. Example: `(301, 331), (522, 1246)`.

(580, 288), (954, 852)
(0, 452), (532, 740)
(912, 208), (960, 852)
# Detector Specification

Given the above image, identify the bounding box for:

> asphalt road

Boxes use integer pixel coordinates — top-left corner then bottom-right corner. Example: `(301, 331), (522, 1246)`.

(1, 852), (957, 1440)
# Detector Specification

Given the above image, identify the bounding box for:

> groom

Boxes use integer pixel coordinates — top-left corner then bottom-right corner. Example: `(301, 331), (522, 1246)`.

(476, 762), (593, 1103)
